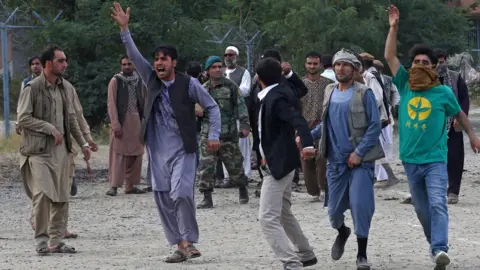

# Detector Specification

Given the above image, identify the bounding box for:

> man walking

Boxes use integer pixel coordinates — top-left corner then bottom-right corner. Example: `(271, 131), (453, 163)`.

(106, 55), (146, 196)
(221, 46), (253, 185)
(111, 2), (221, 262)
(360, 53), (400, 188)
(257, 57), (318, 270)
(196, 56), (250, 209)
(385, 5), (480, 269)
(312, 48), (383, 269)
(300, 51), (333, 202)
(434, 49), (470, 204)
(17, 45), (91, 254)
(371, 59), (400, 188)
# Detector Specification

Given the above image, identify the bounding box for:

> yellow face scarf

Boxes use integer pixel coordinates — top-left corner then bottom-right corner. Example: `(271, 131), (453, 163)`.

(408, 64), (440, 91)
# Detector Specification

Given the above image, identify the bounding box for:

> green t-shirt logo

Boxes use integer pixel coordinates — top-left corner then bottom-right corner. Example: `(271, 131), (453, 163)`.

(406, 97), (431, 131)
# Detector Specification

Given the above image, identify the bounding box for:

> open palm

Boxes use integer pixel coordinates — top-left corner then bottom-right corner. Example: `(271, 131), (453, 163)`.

(111, 1), (130, 28)
(387, 5), (399, 27)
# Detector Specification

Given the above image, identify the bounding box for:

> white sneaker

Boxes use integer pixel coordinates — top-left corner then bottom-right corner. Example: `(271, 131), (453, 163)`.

(434, 251), (450, 270)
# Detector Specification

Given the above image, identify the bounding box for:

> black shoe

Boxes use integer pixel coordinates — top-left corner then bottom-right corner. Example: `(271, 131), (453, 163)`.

(197, 192), (213, 209)
(302, 257), (317, 267)
(356, 256), (371, 270)
(143, 187), (152, 192)
(106, 187), (118, 196)
(70, 178), (77, 196)
(239, 187), (249, 204)
(331, 227), (351, 260)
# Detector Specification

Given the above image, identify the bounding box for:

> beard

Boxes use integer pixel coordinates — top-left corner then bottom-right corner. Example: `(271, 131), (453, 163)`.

(225, 59), (236, 67)
(122, 70), (134, 76)
(336, 74), (353, 83)
(53, 70), (65, 77)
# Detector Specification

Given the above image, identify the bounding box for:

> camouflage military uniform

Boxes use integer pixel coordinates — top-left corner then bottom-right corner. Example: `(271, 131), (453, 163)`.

(197, 78), (250, 193)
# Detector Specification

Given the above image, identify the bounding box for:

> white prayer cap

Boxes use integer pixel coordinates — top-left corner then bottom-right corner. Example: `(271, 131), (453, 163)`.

(333, 48), (362, 70)
(225, 46), (239, 56)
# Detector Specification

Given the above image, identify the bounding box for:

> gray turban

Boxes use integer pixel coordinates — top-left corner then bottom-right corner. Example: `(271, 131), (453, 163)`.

(333, 48), (362, 70)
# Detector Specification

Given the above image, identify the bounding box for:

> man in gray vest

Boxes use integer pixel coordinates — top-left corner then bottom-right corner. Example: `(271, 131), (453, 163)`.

(435, 49), (470, 204)
(310, 48), (383, 269)
(222, 45), (253, 185)
(106, 55), (147, 196)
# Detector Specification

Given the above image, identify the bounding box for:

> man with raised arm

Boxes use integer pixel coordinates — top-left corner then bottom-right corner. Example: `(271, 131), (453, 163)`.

(111, 2), (221, 263)
(384, 5), (480, 269)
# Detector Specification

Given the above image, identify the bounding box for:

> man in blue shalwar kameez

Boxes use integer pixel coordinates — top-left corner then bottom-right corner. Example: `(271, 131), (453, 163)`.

(311, 49), (383, 270)
(112, 2), (221, 263)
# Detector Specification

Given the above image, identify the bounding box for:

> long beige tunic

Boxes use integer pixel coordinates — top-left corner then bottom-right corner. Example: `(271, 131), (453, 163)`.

(107, 77), (144, 156)
(19, 84), (71, 202)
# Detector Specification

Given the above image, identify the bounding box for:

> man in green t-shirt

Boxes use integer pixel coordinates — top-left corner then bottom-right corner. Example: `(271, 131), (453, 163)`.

(384, 5), (480, 270)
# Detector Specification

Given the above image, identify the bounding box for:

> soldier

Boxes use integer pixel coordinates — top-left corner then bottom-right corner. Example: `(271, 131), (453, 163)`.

(197, 56), (250, 209)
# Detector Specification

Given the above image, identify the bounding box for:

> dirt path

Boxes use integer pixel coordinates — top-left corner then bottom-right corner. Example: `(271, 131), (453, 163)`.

(1, 117), (480, 269)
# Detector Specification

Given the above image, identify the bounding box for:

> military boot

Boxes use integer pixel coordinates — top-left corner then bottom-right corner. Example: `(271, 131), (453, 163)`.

(239, 186), (249, 204)
(197, 191), (213, 209)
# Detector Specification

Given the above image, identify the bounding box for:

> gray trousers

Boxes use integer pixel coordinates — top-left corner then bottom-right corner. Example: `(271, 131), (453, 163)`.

(258, 169), (316, 269)
(154, 191), (199, 245)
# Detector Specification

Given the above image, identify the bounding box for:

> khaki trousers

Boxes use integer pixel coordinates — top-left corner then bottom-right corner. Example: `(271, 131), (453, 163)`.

(299, 140), (326, 196)
(31, 154), (75, 233)
(32, 192), (68, 246)
(258, 169), (315, 269)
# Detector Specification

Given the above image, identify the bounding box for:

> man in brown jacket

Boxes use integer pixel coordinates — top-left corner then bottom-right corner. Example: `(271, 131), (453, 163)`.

(17, 45), (91, 254)
(106, 55), (146, 196)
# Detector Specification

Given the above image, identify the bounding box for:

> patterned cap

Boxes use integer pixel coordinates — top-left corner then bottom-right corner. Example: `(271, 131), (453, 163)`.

(333, 48), (362, 69)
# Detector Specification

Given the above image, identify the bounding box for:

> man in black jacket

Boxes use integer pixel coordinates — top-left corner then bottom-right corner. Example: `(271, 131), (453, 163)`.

(250, 49), (308, 193)
(256, 57), (317, 270)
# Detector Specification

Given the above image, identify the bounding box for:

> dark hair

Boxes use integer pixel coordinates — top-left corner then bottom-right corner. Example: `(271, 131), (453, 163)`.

(120, 55), (129, 64)
(409, 44), (437, 65)
(28, 56), (40, 66)
(40, 45), (62, 67)
(262, 49), (282, 62)
(321, 54), (333, 68)
(362, 59), (374, 69)
(186, 61), (202, 78)
(305, 51), (321, 59)
(256, 57), (282, 86)
(433, 48), (448, 60)
(153, 45), (178, 61)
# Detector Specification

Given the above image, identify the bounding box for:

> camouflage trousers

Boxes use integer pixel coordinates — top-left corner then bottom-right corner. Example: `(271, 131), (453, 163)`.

(197, 137), (247, 193)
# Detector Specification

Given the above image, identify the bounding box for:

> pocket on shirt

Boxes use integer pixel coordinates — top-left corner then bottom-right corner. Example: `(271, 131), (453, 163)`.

(20, 131), (49, 156)
(350, 107), (368, 129)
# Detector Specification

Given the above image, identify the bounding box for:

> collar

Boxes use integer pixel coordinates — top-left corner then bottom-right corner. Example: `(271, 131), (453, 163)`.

(367, 66), (377, 73)
(205, 77), (225, 89)
(257, 83), (279, 101)
(41, 72), (63, 88)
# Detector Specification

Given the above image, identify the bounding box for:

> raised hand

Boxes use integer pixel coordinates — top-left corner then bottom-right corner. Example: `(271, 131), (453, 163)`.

(387, 5), (399, 28)
(111, 1), (130, 29)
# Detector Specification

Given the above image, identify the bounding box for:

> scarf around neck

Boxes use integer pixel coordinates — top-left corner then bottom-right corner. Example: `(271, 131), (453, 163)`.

(408, 65), (440, 91)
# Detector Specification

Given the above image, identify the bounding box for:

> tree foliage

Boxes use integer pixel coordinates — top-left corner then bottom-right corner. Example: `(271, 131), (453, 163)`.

(4, 0), (477, 127)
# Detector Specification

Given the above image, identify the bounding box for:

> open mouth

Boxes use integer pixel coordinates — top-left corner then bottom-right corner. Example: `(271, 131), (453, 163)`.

(157, 67), (165, 73)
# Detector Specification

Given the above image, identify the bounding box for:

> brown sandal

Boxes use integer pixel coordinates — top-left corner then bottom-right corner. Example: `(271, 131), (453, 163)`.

(185, 244), (201, 259)
(125, 187), (146, 194)
(49, 242), (76, 253)
(64, 231), (78, 239)
(164, 250), (187, 263)
(36, 241), (50, 256)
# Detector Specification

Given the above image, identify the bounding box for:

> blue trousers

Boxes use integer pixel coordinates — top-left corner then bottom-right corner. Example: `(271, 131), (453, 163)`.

(327, 162), (375, 238)
(403, 162), (449, 255)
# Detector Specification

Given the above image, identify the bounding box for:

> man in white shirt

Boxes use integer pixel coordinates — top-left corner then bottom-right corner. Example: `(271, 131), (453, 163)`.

(360, 53), (400, 188)
(320, 54), (337, 83)
(221, 46), (253, 185)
